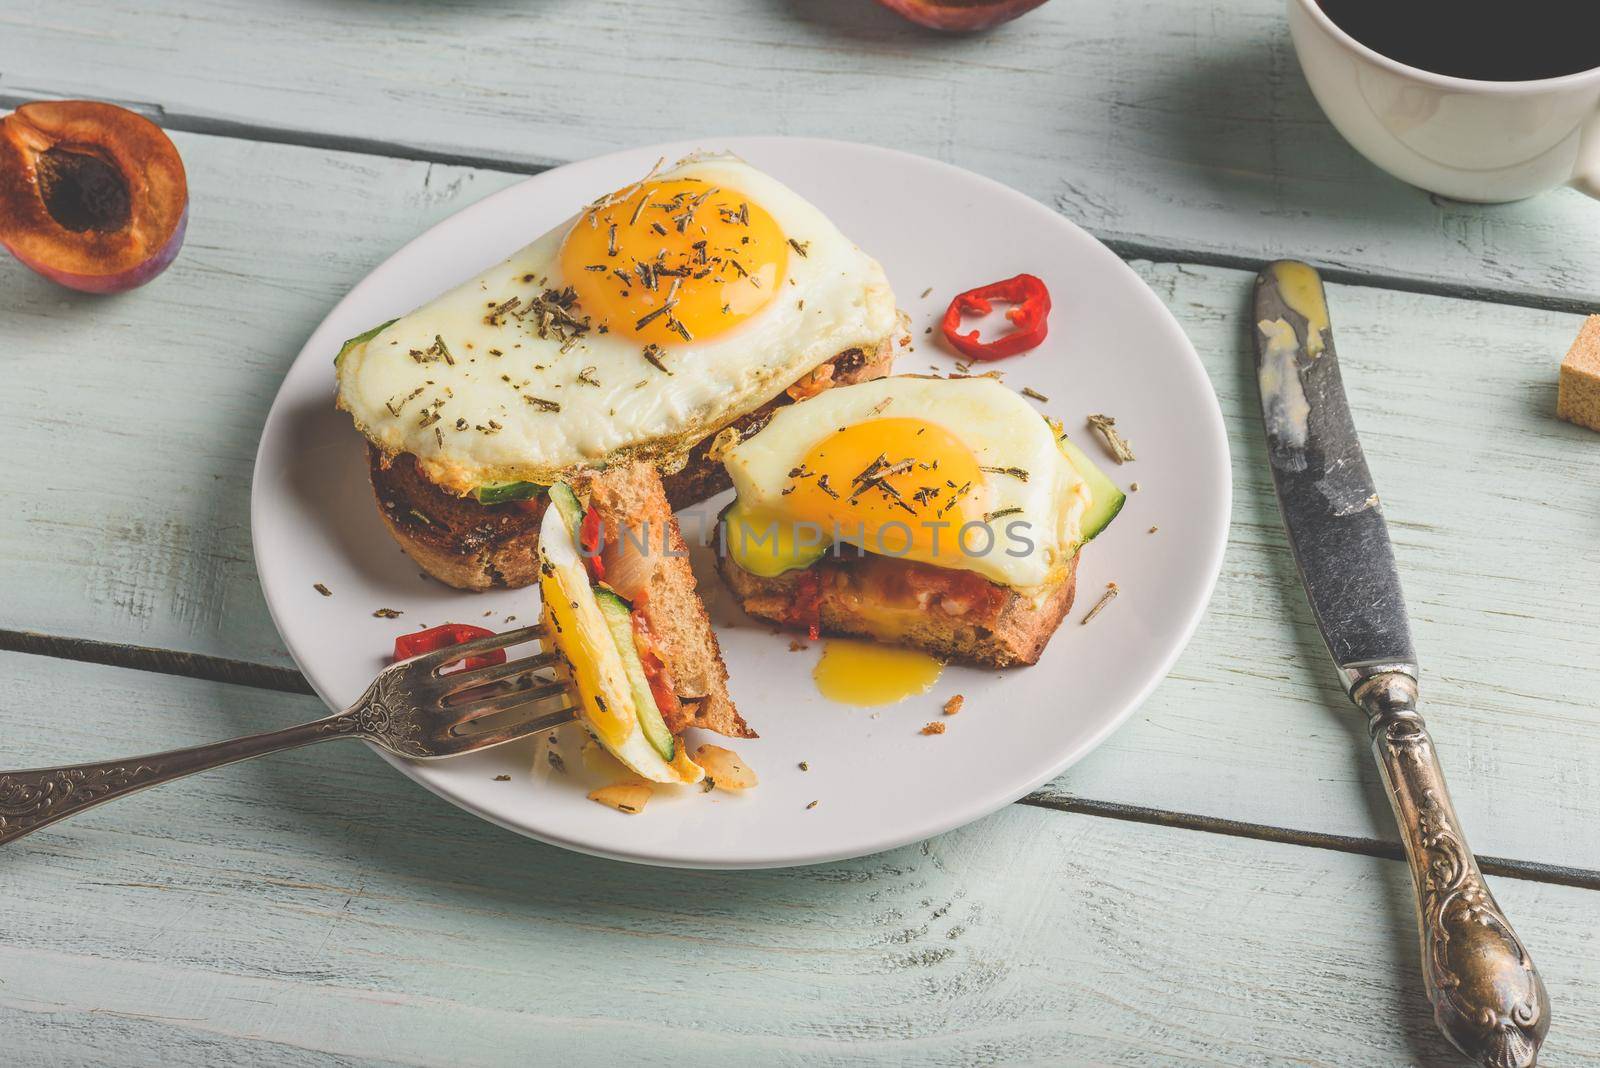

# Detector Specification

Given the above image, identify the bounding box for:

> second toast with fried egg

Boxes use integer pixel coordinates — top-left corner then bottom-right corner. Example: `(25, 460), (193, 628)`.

(714, 376), (1125, 666)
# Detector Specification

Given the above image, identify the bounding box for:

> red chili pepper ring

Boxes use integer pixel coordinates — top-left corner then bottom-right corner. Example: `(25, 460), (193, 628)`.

(393, 623), (506, 672)
(940, 273), (1052, 361)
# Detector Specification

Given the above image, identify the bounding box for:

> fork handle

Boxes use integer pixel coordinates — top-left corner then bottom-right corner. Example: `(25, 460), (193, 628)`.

(1357, 671), (1550, 1067)
(0, 710), (363, 847)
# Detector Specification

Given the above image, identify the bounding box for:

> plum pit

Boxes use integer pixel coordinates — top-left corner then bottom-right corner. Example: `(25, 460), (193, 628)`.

(35, 146), (131, 233)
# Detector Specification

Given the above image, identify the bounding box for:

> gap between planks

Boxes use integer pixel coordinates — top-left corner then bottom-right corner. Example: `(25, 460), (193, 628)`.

(5, 628), (1597, 893)
(1018, 795), (1600, 893)
(1, 89), (1595, 319)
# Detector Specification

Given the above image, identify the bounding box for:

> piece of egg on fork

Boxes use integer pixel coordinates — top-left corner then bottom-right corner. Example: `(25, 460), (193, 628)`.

(536, 496), (703, 785)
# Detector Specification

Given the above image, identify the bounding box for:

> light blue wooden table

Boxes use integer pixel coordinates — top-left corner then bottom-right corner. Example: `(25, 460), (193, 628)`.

(3, 2), (1598, 1064)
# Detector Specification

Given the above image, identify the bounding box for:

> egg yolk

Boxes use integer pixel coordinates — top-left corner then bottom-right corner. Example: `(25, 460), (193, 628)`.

(784, 418), (986, 566)
(560, 178), (788, 346)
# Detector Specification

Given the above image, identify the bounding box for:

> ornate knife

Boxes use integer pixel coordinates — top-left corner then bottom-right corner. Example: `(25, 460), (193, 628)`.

(1253, 261), (1549, 1067)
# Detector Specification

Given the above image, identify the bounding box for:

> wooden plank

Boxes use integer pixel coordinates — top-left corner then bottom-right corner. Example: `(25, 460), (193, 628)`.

(3, 0), (1600, 309)
(1041, 258), (1600, 869)
(3, 132), (1598, 873)
(2, 653), (1596, 1067)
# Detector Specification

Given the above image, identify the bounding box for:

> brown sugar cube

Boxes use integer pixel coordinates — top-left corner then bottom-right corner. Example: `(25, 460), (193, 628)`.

(1557, 315), (1600, 433)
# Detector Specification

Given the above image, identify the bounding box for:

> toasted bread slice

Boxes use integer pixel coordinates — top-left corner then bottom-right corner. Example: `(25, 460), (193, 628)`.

(368, 446), (547, 591)
(370, 338), (896, 591)
(585, 463), (752, 739)
(718, 549), (1079, 668)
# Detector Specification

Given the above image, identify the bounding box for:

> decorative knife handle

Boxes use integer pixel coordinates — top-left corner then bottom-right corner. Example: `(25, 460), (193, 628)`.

(1356, 671), (1550, 1067)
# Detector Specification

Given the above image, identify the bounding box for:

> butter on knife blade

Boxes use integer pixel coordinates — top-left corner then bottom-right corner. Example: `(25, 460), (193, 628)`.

(1251, 259), (1410, 675)
(1256, 260), (1331, 462)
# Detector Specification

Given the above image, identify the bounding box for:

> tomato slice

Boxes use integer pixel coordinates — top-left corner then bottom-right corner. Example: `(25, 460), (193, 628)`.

(580, 505), (606, 583)
(629, 606), (683, 730)
(791, 570), (823, 642)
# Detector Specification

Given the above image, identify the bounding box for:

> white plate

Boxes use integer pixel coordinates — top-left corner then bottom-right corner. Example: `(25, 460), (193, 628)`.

(251, 137), (1230, 869)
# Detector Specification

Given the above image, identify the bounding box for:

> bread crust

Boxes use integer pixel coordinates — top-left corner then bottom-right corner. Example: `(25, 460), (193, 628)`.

(368, 446), (548, 591)
(717, 550), (1080, 668)
(586, 463), (752, 739)
(369, 338), (897, 590)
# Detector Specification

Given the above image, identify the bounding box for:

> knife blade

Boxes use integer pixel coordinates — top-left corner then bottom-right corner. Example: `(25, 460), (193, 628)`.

(1252, 260), (1548, 1068)
(1253, 259), (1415, 689)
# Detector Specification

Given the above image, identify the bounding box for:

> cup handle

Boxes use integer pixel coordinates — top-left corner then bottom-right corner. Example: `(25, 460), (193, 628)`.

(1573, 105), (1600, 199)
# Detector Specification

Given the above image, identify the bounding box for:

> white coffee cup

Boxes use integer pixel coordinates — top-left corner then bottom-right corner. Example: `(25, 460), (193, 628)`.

(1287, 0), (1600, 203)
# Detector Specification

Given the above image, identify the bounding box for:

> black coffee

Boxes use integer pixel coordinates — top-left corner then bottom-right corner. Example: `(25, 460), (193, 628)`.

(1316, 0), (1600, 81)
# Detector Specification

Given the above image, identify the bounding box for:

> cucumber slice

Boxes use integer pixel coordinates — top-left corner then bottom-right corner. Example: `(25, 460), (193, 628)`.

(334, 318), (399, 366)
(1058, 435), (1126, 542)
(719, 499), (830, 578)
(473, 481), (543, 506)
(546, 482), (584, 539)
(593, 589), (675, 763)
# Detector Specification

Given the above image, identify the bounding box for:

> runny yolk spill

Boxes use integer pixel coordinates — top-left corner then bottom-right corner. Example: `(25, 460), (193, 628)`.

(813, 639), (944, 707)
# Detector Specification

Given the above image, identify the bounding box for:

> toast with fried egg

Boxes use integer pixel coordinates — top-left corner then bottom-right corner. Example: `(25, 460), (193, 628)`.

(336, 154), (900, 590)
(713, 376), (1124, 667)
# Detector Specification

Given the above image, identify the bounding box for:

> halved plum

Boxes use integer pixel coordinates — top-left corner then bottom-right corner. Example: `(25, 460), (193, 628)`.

(0, 101), (188, 293)
(875, 0), (1050, 31)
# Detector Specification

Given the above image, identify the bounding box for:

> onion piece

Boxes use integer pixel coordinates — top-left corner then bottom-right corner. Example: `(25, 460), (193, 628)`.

(694, 745), (758, 791)
(588, 782), (652, 814)
(599, 520), (656, 601)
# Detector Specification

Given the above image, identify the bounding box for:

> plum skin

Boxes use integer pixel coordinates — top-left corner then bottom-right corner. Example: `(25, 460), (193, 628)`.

(875, 0), (1051, 31)
(2, 201), (187, 294)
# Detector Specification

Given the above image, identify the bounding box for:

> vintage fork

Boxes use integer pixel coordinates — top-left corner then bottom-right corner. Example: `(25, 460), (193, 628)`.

(0, 625), (576, 847)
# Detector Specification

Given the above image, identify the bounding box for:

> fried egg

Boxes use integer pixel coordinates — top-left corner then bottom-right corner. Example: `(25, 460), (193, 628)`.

(336, 154), (898, 495)
(721, 376), (1097, 591)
